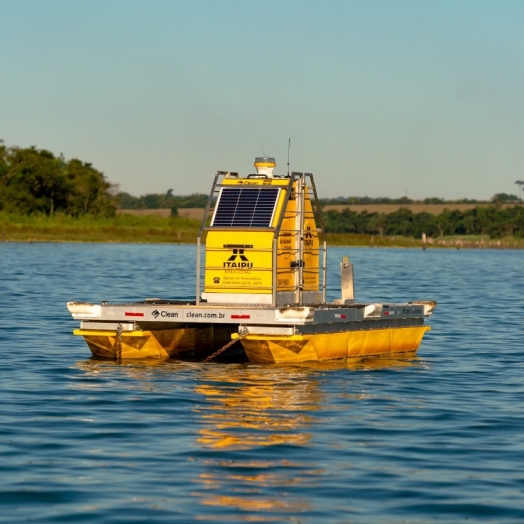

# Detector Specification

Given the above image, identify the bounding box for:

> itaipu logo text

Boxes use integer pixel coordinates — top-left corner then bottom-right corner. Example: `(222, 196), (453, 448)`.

(223, 249), (253, 268)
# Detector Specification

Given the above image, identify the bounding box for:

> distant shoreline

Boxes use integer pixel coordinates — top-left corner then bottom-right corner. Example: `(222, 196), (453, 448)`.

(2, 236), (523, 250)
(1, 214), (523, 249)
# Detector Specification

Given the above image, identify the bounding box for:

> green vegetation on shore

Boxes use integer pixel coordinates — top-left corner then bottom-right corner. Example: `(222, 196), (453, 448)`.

(323, 205), (524, 239)
(2, 213), (524, 248)
(0, 141), (116, 217)
(117, 190), (208, 213)
(326, 232), (524, 249)
(2, 139), (524, 247)
(0, 213), (200, 243)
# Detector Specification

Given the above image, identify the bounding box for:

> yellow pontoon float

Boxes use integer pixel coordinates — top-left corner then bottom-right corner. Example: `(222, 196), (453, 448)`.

(67, 157), (436, 363)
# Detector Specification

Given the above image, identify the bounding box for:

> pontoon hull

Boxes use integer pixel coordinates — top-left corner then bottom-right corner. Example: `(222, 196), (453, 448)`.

(236, 326), (430, 363)
(75, 325), (234, 360)
(74, 323), (430, 363)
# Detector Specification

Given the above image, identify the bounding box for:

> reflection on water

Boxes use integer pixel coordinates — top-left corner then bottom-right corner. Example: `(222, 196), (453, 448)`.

(74, 356), (423, 398)
(193, 365), (323, 519)
(191, 360), (420, 520)
(73, 358), (196, 393)
(194, 458), (318, 516)
(76, 355), (423, 380)
(276, 356), (426, 372)
(195, 366), (322, 450)
(74, 357), (426, 521)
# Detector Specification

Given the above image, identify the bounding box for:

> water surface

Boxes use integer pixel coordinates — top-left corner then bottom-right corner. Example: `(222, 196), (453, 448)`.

(0, 243), (523, 522)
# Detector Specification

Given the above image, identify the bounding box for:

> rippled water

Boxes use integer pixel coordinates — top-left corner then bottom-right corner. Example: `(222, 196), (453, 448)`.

(0, 243), (523, 522)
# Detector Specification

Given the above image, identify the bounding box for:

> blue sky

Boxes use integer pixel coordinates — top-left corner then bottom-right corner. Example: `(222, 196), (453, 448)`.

(1, 0), (523, 199)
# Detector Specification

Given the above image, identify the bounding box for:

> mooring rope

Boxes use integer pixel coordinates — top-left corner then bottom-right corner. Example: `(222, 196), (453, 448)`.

(202, 332), (247, 363)
(115, 323), (123, 363)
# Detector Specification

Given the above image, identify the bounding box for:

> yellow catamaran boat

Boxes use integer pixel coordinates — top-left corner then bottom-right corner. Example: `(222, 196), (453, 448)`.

(67, 157), (436, 363)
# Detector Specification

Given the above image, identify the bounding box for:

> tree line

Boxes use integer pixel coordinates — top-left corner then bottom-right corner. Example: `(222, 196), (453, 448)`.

(117, 190), (208, 213)
(318, 194), (520, 206)
(322, 206), (524, 238)
(0, 140), (209, 217)
(2, 140), (523, 239)
(0, 141), (116, 216)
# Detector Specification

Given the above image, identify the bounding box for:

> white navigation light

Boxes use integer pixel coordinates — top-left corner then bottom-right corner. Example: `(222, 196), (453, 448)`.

(254, 156), (276, 178)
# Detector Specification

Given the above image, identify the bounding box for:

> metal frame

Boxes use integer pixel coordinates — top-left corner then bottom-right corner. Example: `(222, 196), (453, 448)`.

(305, 172), (328, 303)
(195, 171), (327, 307)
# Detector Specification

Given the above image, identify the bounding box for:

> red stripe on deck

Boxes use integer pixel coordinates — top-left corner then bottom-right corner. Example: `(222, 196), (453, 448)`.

(125, 312), (144, 317)
(231, 314), (250, 319)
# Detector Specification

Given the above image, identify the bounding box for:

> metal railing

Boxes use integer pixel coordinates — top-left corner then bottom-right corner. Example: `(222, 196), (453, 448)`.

(196, 171), (327, 306)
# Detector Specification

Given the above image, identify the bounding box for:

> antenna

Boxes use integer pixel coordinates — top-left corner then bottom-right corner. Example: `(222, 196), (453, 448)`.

(287, 138), (290, 177)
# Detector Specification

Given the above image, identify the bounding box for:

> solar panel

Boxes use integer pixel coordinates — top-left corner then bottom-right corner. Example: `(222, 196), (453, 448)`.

(212, 187), (280, 227)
